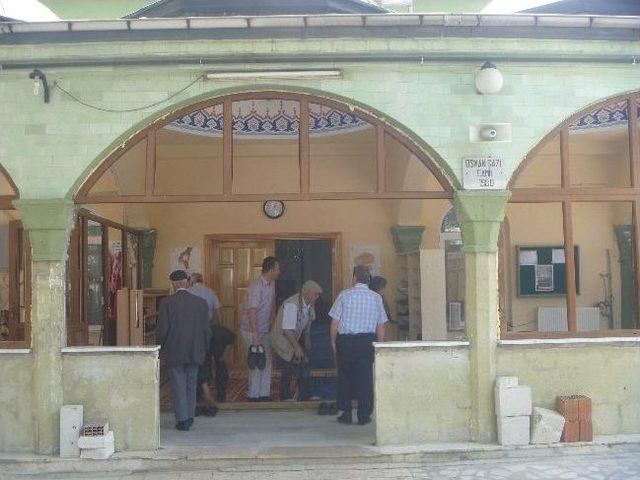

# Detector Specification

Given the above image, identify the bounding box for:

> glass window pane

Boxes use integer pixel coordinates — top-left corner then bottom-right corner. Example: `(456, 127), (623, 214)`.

(569, 100), (631, 187)
(513, 134), (561, 188)
(385, 133), (444, 192)
(86, 220), (104, 346)
(156, 105), (224, 195)
(232, 99), (300, 194)
(89, 138), (146, 196)
(310, 103), (376, 193)
(573, 202), (636, 330)
(504, 203), (568, 333)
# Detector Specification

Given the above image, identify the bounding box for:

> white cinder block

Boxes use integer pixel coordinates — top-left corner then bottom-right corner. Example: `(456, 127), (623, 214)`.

(495, 385), (532, 417)
(497, 415), (530, 446)
(80, 441), (115, 460)
(78, 430), (114, 450)
(60, 405), (83, 458)
(495, 376), (518, 390)
(530, 407), (565, 444)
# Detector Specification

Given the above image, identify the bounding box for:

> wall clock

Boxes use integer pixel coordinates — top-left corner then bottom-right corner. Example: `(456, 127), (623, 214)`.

(263, 200), (285, 219)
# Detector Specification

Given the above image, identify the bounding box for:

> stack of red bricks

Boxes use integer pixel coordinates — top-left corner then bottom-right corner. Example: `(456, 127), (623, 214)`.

(556, 395), (592, 442)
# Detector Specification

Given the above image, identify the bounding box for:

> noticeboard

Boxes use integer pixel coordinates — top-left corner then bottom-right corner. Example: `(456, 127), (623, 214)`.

(517, 245), (580, 296)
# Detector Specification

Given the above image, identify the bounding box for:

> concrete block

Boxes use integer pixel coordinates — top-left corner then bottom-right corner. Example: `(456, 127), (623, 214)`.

(579, 420), (593, 442)
(530, 407), (565, 444)
(60, 405), (83, 458)
(80, 441), (115, 460)
(497, 415), (530, 446)
(495, 386), (532, 417)
(495, 376), (518, 390)
(562, 420), (580, 442)
(78, 430), (114, 450)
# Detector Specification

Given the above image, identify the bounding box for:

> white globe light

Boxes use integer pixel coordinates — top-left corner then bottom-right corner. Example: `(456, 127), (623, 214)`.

(475, 62), (504, 95)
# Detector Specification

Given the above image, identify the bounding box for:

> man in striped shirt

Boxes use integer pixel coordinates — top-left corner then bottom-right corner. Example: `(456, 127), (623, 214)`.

(329, 265), (388, 425)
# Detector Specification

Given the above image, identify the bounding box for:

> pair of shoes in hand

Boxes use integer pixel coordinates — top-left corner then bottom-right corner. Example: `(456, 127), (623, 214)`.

(247, 344), (266, 370)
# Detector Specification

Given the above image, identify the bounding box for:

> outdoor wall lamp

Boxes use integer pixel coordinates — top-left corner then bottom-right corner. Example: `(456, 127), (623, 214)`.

(475, 62), (503, 95)
(29, 69), (50, 103)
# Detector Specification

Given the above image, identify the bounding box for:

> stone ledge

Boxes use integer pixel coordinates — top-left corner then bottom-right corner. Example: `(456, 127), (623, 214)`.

(61, 346), (160, 354)
(375, 341), (470, 349)
(499, 337), (640, 349)
(0, 348), (31, 354)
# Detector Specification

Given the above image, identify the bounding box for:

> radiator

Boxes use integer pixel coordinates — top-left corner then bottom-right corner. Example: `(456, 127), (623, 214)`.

(537, 307), (601, 332)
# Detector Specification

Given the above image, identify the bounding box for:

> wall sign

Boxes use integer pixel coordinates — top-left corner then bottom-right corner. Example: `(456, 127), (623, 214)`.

(462, 156), (506, 189)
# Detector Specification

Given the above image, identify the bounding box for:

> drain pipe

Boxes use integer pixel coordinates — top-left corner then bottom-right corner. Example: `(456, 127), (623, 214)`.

(1, 52), (639, 70)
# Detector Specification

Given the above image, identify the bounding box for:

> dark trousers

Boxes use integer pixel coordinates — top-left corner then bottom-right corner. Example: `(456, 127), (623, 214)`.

(168, 363), (199, 423)
(336, 333), (375, 422)
(214, 357), (229, 402)
(280, 358), (310, 401)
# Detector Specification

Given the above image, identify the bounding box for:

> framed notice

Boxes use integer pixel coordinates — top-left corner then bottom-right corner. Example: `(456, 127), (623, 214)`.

(517, 246), (580, 296)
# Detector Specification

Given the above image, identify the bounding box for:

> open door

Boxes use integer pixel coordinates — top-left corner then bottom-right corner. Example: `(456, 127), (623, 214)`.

(209, 239), (273, 373)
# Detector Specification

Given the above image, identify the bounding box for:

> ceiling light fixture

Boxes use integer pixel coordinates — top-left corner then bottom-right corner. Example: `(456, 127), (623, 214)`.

(205, 70), (342, 81)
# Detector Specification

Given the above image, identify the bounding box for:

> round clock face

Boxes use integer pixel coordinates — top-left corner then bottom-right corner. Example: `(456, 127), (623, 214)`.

(263, 200), (285, 219)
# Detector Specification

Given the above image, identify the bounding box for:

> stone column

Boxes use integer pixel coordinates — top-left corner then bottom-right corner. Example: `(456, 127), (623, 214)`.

(15, 199), (75, 455)
(454, 190), (509, 444)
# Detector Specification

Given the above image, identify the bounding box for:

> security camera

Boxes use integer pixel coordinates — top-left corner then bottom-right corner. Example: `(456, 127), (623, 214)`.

(480, 127), (498, 140)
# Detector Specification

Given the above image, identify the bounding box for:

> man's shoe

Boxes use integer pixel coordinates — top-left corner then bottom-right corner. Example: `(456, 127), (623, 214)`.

(357, 417), (372, 426)
(256, 345), (266, 370)
(247, 397), (260, 402)
(175, 420), (190, 431)
(258, 396), (272, 402)
(187, 417), (194, 428)
(247, 346), (258, 370)
(336, 413), (352, 425)
(202, 406), (218, 417)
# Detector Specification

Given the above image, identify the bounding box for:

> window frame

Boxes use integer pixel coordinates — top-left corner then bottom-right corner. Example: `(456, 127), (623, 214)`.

(67, 209), (144, 346)
(505, 93), (640, 339)
(75, 92), (453, 203)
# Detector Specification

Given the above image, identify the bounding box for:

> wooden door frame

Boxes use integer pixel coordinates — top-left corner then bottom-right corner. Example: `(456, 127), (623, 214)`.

(205, 232), (343, 302)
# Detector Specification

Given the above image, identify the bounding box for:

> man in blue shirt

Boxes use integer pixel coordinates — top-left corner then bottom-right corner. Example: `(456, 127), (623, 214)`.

(329, 265), (387, 425)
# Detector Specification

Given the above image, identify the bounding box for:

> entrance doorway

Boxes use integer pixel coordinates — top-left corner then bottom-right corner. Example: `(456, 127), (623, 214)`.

(206, 233), (339, 404)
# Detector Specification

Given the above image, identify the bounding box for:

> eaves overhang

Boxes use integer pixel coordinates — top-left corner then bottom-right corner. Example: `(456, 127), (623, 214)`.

(0, 13), (640, 45)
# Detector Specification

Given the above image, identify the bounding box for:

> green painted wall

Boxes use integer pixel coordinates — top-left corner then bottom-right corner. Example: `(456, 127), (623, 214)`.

(1, 36), (638, 200)
(0, 353), (35, 452)
(498, 343), (640, 435)
(375, 345), (471, 444)
(38, 0), (151, 19)
(62, 352), (160, 451)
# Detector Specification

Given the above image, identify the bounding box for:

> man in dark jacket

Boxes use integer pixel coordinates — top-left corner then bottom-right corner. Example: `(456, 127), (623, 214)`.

(156, 270), (211, 431)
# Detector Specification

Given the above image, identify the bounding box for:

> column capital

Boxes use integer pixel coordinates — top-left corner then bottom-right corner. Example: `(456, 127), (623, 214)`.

(454, 190), (510, 253)
(13, 199), (76, 262)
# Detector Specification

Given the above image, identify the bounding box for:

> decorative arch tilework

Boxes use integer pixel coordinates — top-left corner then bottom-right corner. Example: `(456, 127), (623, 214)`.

(169, 99), (369, 138)
(569, 99), (637, 132)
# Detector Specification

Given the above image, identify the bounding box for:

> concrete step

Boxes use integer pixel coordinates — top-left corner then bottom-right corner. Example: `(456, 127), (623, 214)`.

(2, 436), (640, 477)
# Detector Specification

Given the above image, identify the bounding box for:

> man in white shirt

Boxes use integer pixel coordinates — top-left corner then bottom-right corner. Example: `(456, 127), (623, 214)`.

(271, 280), (323, 401)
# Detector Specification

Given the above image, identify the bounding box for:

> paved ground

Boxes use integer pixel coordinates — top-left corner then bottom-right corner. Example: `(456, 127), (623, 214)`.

(3, 411), (640, 479)
(161, 409), (374, 450)
(3, 452), (639, 479)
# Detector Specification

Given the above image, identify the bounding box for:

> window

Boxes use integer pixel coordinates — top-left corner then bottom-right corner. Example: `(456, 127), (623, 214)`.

(67, 211), (144, 346)
(507, 94), (640, 338)
(76, 92), (452, 202)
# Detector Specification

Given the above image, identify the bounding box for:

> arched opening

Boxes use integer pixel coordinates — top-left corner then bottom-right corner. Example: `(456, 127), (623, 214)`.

(0, 164), (30, 348)
(70, 91), (457, 445)
(502, 92), (640, 338)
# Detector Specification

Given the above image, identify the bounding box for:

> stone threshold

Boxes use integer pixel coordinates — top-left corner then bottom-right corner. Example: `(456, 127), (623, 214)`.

(2, 435), (640, 476)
